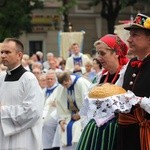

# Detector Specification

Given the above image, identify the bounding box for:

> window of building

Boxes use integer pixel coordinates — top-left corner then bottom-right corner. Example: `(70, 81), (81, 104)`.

(29, 41), (43, 55)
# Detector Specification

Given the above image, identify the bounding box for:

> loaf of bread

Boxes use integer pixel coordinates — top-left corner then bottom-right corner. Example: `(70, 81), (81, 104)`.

(88, 83), (126, 99)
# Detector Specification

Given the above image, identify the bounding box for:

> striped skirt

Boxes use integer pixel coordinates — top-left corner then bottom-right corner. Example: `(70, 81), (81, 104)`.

(76, 118), (118, 150)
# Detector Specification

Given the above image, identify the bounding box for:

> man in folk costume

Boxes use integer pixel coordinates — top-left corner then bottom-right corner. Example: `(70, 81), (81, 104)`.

(56, 72), (91, 150)
(65, 43), (90, 75)
(0, 38), (44, 150)
(116, 13), (150, 150)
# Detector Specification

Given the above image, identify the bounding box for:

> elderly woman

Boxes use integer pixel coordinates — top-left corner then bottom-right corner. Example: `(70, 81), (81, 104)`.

(77, 34), (129, 150)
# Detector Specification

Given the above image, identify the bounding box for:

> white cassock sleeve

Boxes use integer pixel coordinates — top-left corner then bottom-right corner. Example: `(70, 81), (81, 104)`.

(0, 72), (44, 136)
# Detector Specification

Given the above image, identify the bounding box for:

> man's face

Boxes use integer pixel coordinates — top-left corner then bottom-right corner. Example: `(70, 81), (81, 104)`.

(62, 79), (72, 88)
(49, 60), (56, 69)
(46, 73), (56, 88)
(0, 41), (22, 70)
(127, 29), (150, 56)
(72, 45), (80, 55)
(32, 68), (41, 80)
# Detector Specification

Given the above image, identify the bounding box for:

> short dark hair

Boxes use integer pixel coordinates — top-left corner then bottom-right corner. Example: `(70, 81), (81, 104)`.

(59, 59), (66, 65)
(3, 38), (24, 53)
(93, 58), (102, 69)
(130, 28), (150, 36)
(144, 29), (150, 36)
(72, 43), (79, 46)
(57, 72), (71, 84)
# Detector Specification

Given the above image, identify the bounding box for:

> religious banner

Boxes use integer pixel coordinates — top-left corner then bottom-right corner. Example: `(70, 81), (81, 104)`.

(58, 31), (85, 59)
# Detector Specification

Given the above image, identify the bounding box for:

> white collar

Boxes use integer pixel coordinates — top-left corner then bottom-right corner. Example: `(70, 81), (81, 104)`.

(7, 64), (21, 75)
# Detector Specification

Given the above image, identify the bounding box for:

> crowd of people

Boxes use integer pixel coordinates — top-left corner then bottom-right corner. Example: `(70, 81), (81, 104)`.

(0, 12), (150, 150)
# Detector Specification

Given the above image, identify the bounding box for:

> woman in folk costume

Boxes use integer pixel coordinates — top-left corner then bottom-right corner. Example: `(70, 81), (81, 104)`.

(55, 72), (91, 150)
(77, 34), (129, 150)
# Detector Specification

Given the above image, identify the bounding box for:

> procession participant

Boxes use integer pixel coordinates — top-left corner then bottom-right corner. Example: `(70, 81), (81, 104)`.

(0, 38), (44, 150)
(117, 13), (150, 150)
(42, 70), (59, 150)
(65, 43), (90, 75)
(56, 71), (91, 150)
(77, 34), (129, 150)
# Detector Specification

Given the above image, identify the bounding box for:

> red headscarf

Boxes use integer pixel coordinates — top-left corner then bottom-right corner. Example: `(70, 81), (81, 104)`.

(98, 34), (129, 66)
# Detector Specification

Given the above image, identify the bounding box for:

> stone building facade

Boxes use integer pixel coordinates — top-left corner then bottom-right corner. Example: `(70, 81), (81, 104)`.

(19, 0), (150, 60)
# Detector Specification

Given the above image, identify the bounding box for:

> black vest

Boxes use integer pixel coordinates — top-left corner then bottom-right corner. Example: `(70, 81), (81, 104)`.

(123, 56), (150, 98)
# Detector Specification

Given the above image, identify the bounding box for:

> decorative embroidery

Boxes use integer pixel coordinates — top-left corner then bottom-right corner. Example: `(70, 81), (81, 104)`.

(67, 75), (80, 113)
(80, 91), (140, 127)
(73, 57), (82, 66)
(144, 18), (150, 29)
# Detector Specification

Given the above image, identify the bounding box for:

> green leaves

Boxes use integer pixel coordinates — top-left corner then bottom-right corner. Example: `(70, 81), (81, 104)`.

(0, 0), (43, 41)
(121, 0), (137, 7)
(58, 0), (77, 14)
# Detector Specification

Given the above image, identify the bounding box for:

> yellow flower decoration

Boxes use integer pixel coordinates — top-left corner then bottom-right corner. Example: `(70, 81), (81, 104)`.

(144, 18), (150, 29)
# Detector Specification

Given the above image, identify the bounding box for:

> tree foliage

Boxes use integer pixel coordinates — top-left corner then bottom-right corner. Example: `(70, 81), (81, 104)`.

(88, 0), (150, 33)
(0, 0), (43, 42)
(58, 0), (77, 32)
(58, 0), (77, 14)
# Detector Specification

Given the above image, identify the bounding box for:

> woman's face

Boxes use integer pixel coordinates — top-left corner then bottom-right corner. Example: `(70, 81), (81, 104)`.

(96, 43), (118, 71)
(85, 63), (92, 72)
(92, 60), (99, 70)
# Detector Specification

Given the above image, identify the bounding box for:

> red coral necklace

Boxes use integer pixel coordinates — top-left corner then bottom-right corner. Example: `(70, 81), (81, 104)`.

(104, 66), (122, 84)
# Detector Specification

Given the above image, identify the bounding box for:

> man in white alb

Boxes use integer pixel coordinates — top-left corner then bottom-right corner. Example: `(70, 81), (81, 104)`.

(0, 38), (44, 150)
